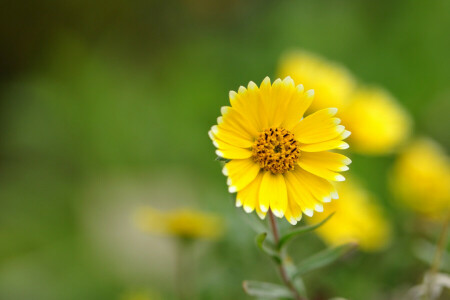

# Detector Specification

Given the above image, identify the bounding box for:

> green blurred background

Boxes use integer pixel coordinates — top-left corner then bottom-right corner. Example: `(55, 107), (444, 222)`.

(1, 0), (449, 299)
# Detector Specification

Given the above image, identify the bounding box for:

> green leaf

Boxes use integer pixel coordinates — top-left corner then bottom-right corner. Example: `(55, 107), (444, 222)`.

(242, 280), (294, 298)
(294, 243), (357, 278)
(278, 213), (335, 249)
(255, 233), (281, 264)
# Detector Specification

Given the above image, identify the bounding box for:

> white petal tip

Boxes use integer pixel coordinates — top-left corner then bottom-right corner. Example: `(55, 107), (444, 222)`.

(238, 86), (246, 94)
(341, 130), (351, 139)
(208, 130), (214, 140)
(256, 211), (267, 220)
(235, 199), (242, 207)
(222, 166), (228, 176)
(331, 192), (339, 199)
(304, 209), (314, 217)
(260, 205), (268, 213)
(283, 76), (294, 86)
(340, 166), (349, 171)
(335, 175), (346, 182)
(328, 107), (338, 115)
(229, 91), (237, 100)
(248, 81), (257, 90)
(288, 217), (297, 225)
(228, 186), (237, 193)
(211, 125), (219, 134)
(315, 204), (324, 212)
(243, 205), (254, 213)
(215, 150), (224, 157)
(262, 76), (271, 85)
(272, 209), (284, 218)
(322, 196), (332, 203)
(296, 84), (304, 93)
(338, 142), (350, 149)
(226, 177), (232, 186)
(305, 89), (315, 98)
(220, 106), (229, 115)
(343, 158), (352, 165)
(217, 116), (223, 124)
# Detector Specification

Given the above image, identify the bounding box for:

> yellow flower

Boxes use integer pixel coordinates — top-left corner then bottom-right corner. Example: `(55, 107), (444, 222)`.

(278, 50), (412, 155)
(119, 289), (161, 300)
(209, 76), (351, 225)
(390, 138), (450, 219)
(136, 207), (224, 240)
(278, 51), (356, 112)
(341, 87), (412, 154)
(309, 179), (391, 252)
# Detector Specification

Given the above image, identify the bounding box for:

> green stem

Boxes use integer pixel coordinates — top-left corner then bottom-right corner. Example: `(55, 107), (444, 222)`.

(268, 210), (305, 300)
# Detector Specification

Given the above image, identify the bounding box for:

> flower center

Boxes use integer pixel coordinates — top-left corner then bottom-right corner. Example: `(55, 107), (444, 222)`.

(252, 128), (300, 174)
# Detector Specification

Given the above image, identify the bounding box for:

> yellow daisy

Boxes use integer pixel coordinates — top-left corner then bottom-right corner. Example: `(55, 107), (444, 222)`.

(209, 77), (351, 225)
(309, 178), (391, 252)
(136, 207), (223, 240)
(390, 138), (450, 220)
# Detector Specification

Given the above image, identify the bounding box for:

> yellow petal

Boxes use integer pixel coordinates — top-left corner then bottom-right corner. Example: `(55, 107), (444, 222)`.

(281, 88), (314, 130)
(213, 138), (252, 159)
(293, 168), (338, 203)
(259, 172), (288, 217)
(284, 170), (318, 216)
(224, 158), (261, 193)
(298, 157), (346, 182)
(237, 171), (264, 213)
(220, 106), (259, 139)
(299, 139), (349, 152)
(210, 125), (254, 148)
(299, 151), (351, 172)
(292, 108), (345, 143)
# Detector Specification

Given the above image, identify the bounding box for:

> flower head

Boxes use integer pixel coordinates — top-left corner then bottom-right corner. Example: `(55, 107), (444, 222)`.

(136, 207), (223, 240)
(278, 51), (356, 112)
(341, 87), (412, 154)
(390, 138), (450, 219)
(309, 179), (391, 251)
(209, 77), (351, 224)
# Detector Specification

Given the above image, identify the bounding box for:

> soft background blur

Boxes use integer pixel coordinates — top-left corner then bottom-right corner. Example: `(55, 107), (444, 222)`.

(1, 1), (449, 299)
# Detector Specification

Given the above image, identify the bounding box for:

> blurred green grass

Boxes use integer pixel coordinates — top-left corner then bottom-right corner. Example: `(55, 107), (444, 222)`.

(0, 0), (449, 299)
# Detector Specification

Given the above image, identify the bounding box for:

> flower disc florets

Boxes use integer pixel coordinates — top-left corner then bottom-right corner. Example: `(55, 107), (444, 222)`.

(252, 128), (300, 174)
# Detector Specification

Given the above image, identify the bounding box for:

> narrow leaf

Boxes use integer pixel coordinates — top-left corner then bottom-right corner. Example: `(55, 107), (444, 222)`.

(255, 233), (281, 264)
(294, 243), (357, 278)
(278, 213), (335, 249)
(242, 280), (294, 298)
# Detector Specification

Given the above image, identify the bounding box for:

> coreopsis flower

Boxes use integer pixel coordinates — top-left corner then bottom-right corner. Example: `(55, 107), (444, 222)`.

(278, 51), (356, 112)
(309, 179), (391, 251)
(209, 77), (351, 225)
(391, 138), (450, 219)
(341, 87), (412, 154)
(278, 50), (412, 155)
(136, 207), (223, 240)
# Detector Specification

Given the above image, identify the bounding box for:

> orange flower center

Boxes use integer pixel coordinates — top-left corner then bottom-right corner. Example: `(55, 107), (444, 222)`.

(252, 128), (300, 174)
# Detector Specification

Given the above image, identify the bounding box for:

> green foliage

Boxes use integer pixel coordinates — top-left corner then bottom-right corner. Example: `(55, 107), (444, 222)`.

(242, 280), (294, 299)
(255, 233), (281, 264)
(278, 213), (335, 250)
(294, 243), (358, 278)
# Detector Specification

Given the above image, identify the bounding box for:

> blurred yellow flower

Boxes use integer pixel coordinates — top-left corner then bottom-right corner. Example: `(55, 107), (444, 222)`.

(309, 179), (391, 252)
(390, 138), (450, 219)
(136, 207), (224, 240)
(341, 87), (412, 154)
(278, 51), (356, 112)
(209, 76), (351, 225)
(278, 50), (412, 155)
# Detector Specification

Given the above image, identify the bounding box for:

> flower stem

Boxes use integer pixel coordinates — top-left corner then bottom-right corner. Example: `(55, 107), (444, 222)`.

(425, 214), (449, 300)
(268, 210), (305, 300)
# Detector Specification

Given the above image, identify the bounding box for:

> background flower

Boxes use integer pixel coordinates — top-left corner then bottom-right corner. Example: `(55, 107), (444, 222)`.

(309, 178), (391, 252)
(390, 138), (450, 220)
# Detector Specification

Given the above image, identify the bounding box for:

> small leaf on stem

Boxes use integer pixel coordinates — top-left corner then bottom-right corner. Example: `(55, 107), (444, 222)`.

(294, 242), (358, 278)
(278, 213), (335, 250)
(255, 232), (281, 264)
(243, 280), (294, 298)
